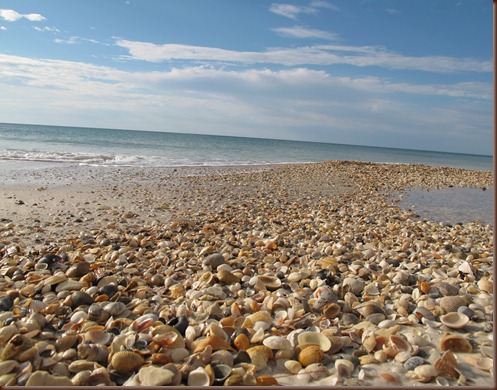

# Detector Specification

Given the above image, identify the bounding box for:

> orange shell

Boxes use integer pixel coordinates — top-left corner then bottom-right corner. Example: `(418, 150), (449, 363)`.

(297, 345), (324, 367)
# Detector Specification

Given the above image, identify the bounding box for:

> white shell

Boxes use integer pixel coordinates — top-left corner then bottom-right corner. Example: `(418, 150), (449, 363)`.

(440, 312), (469, 329)
(187, 367), (211, 386)
(263, 336), (292, 350)
(297, 332), (331, 352)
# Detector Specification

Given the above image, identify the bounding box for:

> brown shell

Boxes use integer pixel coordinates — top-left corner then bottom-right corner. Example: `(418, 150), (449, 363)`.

(256, 375), (279, 386)
(434, 350), (459, 379)
(233, 333), (250, 351)
(217, 270), (240, 284)
(439, 296), (467, 314)
(194, 335), (234, 353)
(298, 345), (324, 367)
(439, 333), (473, 353)
(257, 275), (282, 291)
(382, 335), (412, 358)
(111, 351), (144, 374)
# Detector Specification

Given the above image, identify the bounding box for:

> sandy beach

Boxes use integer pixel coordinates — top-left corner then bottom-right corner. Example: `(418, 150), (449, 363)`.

(0, 160), (494, 386)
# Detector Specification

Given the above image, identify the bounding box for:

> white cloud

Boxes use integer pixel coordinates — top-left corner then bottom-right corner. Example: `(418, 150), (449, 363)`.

(271, 25), (338, 40)
(0, 26), (6, 30)
(34, 26), (60, 33)
(115, 40), (492, 74)
(269, 1), (338, 19)
(0, 9), (46, 22)
(0, 53), (491, 153)
(54, 36), (101, 45)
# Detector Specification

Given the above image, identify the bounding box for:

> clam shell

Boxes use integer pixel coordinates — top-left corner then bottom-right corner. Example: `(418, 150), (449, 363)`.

(477, 278), (493, 294)
(382, 335), (412, 358)
(263, 336), (292, 350)
(217, 270), (240, 284)
(413, 364), (439, 382)
(434, 350), (459, 379)
(297, 331), (331, 352)
(439, 333), (473, 353)
(211, 350), (235, 367)
(440, 296), (467, 314)
(440, 312), (469, 329)
(233, 333), (250, 351)
(298, 345), (323, 367)
(343, 277), (365, 295)
(111, 351), (144, 374)
(194, 335), (234, 353)
(284, 360), (302, 374)
(255, 275), (282, 291)
(475, 356), (493, 372)
(322, 303), (341, 318)
(357, 302), (386, 318)
(246, 346), (272, 371)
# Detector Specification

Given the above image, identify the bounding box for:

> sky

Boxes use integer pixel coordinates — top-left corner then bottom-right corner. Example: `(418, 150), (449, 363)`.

(0, 0), (493, 155)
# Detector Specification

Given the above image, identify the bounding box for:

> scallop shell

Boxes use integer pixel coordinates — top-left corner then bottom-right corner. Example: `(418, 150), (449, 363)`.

(263, 336), (292, 350)
(342, 277), (365, 295)
(194, 335), (234, 353)
(434, 350), (459, 379)
(111, 351), (144, 374)
(439, 333), (473, 353)
(298, 345), (324, 367)
(440, 296), (467, 314)
(297, 331), (331, 352)
(440, 312), (469, 329)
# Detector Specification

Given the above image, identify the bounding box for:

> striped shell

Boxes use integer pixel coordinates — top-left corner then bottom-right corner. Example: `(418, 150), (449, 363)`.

(439, 296), (467, 314)
(111, 351), (144, 374)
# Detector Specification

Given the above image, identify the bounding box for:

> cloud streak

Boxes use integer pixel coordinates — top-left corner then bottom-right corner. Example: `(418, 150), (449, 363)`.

(271, 25), (338, 40)
(115, 40), (492, 73)
(0, 9), (45, 22)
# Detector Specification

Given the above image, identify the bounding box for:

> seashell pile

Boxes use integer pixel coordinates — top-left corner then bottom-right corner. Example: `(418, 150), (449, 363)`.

(0, 160), (493, 386)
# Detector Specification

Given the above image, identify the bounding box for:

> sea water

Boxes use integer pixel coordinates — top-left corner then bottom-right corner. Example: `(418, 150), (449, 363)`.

(0, 122), (494, 225)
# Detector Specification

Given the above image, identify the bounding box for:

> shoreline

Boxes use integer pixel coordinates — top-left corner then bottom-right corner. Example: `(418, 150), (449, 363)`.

(0, 160), (494, 386)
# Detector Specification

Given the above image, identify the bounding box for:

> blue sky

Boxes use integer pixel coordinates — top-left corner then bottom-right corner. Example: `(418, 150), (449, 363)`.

(0, 0), (492, 155)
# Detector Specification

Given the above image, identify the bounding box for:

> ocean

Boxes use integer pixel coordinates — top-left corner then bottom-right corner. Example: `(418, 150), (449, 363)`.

(0, 122), (494, 225)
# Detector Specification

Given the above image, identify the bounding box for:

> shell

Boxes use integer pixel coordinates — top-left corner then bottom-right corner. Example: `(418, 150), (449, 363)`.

(217, 270), (240, 284)
(477, 278), (493, 293)
(255, 275), (282, 291)
(263, 336), (292, 350)
(297, 331), (331, 352)
(357, 302), (385, 318)
(194, 335), (234, 353)
(434, 350), (459, 379)
(284, 360), (302, 374)
(322, 303), (341, 318)
(382, 335), (412, 358)
(233, 333), (250, 351)
(211, 350), (235, 367)
(256, 375), (279, 386)
(475, 356), (493, 372)
(212, 364), (232, 384)
(246, 346), (272, 371)
(439, 333), (473, 353)
(413, 364), (439, 383)
(188, 367), (212, 386)
(342, 277), (365, 295)
(298, 345), (324, 367)
(335, 359), (354, 379)
(440, 312), (469, 329)
(440, 296), (467, 313)
(110, 351), (144, 374)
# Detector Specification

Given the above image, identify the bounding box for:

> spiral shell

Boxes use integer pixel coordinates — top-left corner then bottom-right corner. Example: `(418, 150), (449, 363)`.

(298, 345), (323, 367)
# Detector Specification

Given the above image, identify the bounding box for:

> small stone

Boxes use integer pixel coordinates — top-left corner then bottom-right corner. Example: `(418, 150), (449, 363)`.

(404, 356), (425, 371)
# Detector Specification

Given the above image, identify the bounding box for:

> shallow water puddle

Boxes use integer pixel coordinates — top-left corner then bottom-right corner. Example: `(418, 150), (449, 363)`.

(391, 187), (494, 226)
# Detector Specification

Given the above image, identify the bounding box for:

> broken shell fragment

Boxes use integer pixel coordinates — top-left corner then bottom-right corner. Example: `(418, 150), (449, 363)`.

(440, 333), (473, 353)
